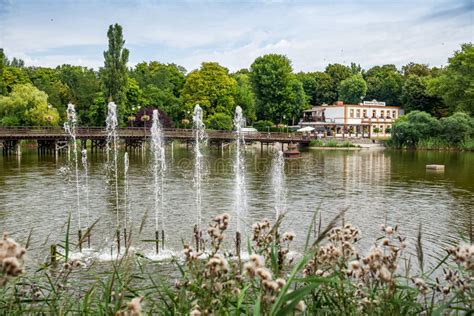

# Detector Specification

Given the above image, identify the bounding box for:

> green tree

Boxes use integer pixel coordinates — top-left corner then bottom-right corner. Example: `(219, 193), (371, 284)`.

(88, 92), (107, 126)
(205, 112), (233, 130)
(101, 23), (129, 121)
(287, 77), (308, 125)
(182, 62), (237, 119)
(0, 84), (60, 126)
(125, 78), (144, 117)
(232, 73), (256, 123)
(402, 62), (431, 77)
(131, 61), (186, 122)
(401, 75), (444, 115)
(0, 49), (6, 95)
(338, 74), (367, 104)
(364, 64), (403, 105)
(26, 67), (70, 119)
(428, 43), (474, 115)
(440, 112), (472, 145)
(325, 63), (352, 103)
(295, 71), (335, 105)
(57, 65), (102, 125)
(391, 111), (441, 147)
(2, 66), (31, 93)
(250, 54), (294, 122)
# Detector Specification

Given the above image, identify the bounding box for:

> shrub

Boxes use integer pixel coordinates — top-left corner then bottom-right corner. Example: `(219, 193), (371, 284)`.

(440, 112), (472, 145)
(325, 140), (339, 147)
(391, 111), (441, 148)
(205, 112), (233, 131)
(309, 139), (324, 147)
(253, 120), (274, 132)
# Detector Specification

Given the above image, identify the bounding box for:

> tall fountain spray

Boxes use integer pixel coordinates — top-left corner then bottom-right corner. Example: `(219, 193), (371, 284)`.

(123, 152), (129, 247)
(192, 105), (206, 240)
(63, 103), (82, 250)
(271, 150), (286, 219)
(106, 102), (120, 252)
(150, 110), (166, 253)
(233, 106), (247, 258)
(81, 149), (91, 247)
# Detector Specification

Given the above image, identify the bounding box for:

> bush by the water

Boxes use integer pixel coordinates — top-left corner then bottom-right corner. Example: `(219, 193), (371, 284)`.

(1, 212), (472, 315)
(205, 112), (233, 131)
(390, 111), (474, 149)
(253, 120), (274, 132)
(310, 139), (358, 148)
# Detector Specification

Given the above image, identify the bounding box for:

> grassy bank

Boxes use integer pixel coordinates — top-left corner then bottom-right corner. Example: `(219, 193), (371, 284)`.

(0, 212), (472, 315)
(309, 139), (360, 148)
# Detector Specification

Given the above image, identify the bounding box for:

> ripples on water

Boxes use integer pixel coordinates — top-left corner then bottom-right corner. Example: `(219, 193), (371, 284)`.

(0, 146), (472, 268)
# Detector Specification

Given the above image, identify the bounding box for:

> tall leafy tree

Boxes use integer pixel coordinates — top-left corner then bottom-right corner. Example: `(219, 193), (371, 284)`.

(26, 67), (70, 119)
(428, 43), (474, 115)
(57, 65), (102, 125)
(2, 66), (31, 93)
(232, 72), (256, 123)
(0, 49), (5, 95)
(130, 61), (186, 121)
(0, 83), (60, 126)
(402, 62), (431, 77)
(364, 64), (403, 105)
(101, 23), (129, 123)
(250, 54), (294, 122)
(401, 75), (444, 116)
(338, 74), (367, 104)
(324, 64), (352, 103)
(182, 62), (237, 119)
(287, 77), (308, 125)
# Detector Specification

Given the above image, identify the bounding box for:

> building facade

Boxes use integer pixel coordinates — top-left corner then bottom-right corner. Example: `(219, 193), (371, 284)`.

(300, 100), (403, 137)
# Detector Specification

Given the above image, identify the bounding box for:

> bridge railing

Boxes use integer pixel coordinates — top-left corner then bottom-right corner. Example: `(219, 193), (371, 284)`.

(0, 126), (310, 142)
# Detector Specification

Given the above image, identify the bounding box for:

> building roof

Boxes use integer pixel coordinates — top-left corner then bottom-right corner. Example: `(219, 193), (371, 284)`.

(304, 100), (401, 112)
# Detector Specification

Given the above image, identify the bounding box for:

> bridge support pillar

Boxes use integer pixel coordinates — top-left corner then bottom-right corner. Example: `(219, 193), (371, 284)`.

(2, 140), (20, 156)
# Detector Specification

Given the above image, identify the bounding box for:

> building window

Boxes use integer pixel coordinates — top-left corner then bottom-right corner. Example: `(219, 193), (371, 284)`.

(363, 109), (367, 118)
(372, 110), (376, 118)
(356, 109), (360, 118)
(350, 109), (354, 118)
(380, 110), (384, 118)
(393, 110), (397, 118)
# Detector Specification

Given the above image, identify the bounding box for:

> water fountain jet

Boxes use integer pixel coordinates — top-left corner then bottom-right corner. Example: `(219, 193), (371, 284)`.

(271, 150), (286, 219)
(106, 102), (120, 254)
(150, 110), (166, 253)
(123, 152), (130, 248)
(233, 106), (247, 259)
(63, 103), (82, 251)
(81, 149), (91, 247)
(192, 104), (207, 251)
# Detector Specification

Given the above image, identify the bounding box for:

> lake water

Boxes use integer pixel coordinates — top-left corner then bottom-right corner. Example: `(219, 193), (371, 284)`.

(0, 145), (472, 267)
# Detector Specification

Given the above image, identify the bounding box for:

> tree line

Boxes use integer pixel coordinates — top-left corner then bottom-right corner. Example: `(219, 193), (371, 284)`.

(0, 23), (472, 130)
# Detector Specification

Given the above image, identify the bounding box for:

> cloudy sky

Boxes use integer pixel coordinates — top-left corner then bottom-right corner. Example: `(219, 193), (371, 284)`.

(0, 0), (473, 72)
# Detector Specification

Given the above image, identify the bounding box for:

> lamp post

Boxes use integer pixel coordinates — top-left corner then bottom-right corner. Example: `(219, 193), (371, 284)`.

(141, 114), (150, 150)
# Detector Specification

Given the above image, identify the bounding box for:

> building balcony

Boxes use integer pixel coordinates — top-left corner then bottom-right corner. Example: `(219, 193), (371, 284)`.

(302, 117), (326, 123)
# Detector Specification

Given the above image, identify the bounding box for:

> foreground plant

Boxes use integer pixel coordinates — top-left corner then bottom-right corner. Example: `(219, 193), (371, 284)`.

(0, 212), (472, 315)
(0, 233), (26, 285)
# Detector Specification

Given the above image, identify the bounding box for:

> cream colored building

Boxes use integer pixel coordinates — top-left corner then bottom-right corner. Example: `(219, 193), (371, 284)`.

(300, 100), (403, 137)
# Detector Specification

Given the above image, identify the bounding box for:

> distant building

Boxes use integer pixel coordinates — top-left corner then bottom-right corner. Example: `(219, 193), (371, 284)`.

(300, 100), (403, 137)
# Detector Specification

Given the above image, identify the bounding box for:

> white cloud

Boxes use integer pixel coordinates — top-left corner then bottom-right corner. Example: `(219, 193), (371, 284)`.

(1, 0), (472, 71)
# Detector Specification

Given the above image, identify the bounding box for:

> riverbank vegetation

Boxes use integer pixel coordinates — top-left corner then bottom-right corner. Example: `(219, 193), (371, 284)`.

(1, 25), (473, 130)
(389, 111), (474, 150)
(309, 139), (360, 148)
(1, 212), (472, 315)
